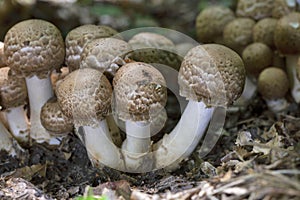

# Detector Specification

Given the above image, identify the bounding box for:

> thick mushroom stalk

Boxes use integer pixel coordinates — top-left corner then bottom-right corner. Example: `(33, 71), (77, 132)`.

(113, 62), (167, 171)
(4, 19), (65, 144)
(0, 121), (21, 156)
(154, 44), (245, 170)
(0, 67), (29, 143)
(56, 68), (125, 170)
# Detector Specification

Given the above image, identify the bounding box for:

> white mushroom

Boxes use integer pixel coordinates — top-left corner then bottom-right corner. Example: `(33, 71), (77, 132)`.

(4, 19), (65, 144)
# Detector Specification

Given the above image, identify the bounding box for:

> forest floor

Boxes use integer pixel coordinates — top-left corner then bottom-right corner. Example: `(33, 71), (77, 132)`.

(0, 93), (299, 200)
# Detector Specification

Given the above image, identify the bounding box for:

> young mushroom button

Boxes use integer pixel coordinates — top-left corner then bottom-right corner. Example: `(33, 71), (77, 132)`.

(154, 44), (245, 170)
(65, 24), (120, 72)
(113, 62), (167, 172)
(56, 68), (125, 170)
(80, 38), (131, 79)
(274, 12), (300, 103)
(4, 19), (65, 144)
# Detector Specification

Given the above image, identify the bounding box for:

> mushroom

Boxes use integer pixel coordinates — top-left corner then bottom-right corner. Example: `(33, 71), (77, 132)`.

(236, 0), (273, 20)
(223, 18), (256, 55)
(65, 24), (120, 72)
(154, 44), (245, 170)
(4, 19), (65, 144)
(113, 62), (167, 171)
(257, 67), (290, 112)
(242, 42), (273, 77)
(272, 0), (296, 19)
(195, 5), (235, 44)
(127, 32), (181, 70)
(80, 37), (132, 79)
(274, 12), (300, 103)
(40, 98), (73, 135)
(253, 18), (278, 48)
(0, 67), (29, 144)
(56, 68), (124, 170)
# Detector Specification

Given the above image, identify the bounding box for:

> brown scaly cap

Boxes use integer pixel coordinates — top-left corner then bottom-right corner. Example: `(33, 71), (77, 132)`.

(80, 38), (131, 76)
(40, 98), (73, 135)
(242, 42), (273, 76)
(179, 44), (245, 107)
(272, 0), (296, 19)
(56, 68), (112, 127)
(113, 62), (167, 122)
(128, 32), (181, 70)
(65, 24), (120, 72)
(4, 19), (65, 79)
(257, 67), (289, 99)
(236, 0), (273, 20)
(196, 6), (235, 43)
(274, 12), (300, 55)
(0, 67), (27, 109)
(253, 18), (278, 48)
(223, 18), (256, 54)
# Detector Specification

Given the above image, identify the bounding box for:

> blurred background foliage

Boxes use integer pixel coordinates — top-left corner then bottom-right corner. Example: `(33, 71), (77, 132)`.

(0, 0), (236, 40)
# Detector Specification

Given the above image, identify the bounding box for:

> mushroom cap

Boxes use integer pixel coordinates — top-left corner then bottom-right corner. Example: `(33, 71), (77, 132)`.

(65, 24), (120, 72)
(253, 18), (278, 48)
(272, 0), (296, 19)
(56, 68), (112, 127)
(223, 18), (256, 54)
(178, 44), (245, 107)
(80, 38), (131, 76)
(195, 6), (235, 43)
(274, 12), (300, 55)
(4, 19), (65, 79)
(0, 41), (5, 68)
(236, 0), (273, 20)
(242, 42), (273, 76)
(113, 62), (167, 122)
(128, 32), (181, 70)
(257, 67), (289, 99)
(0, 67), (27, 109)
(40, 98), (73, 135)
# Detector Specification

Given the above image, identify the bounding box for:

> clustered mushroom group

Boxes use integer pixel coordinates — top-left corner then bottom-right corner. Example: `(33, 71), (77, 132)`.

(1, 0), (296, 173)
(196, 0), (300, 113)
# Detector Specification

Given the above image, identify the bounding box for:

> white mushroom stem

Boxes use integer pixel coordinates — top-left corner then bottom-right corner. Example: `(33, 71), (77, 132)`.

(4, 105), (29, 143)
(0, 121), (22, 156)
(154, 100), (214, 170)
(265, 98), (289, 113)
(25, 75), (59, 144)
(79, 120), (125, 170)
(235, 76), (257, 106)
(121, 121), (152, 171)
(286, 55), (300, 103)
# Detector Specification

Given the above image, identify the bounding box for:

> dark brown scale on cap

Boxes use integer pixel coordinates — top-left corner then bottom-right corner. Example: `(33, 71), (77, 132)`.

(0, 67), (27, 110)
(179, 44), (245, 107)
(65, 24), (120, 72)
(56, 68), (112, 127)
(4, 19), (65, 79)
(41, 98), (73, 135)
(113, 62), (167, 122)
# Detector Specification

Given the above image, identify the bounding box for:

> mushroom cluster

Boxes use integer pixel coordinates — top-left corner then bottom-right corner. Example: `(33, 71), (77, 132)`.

(0, 17), (247, 173)
(195, 1), (300, 113)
